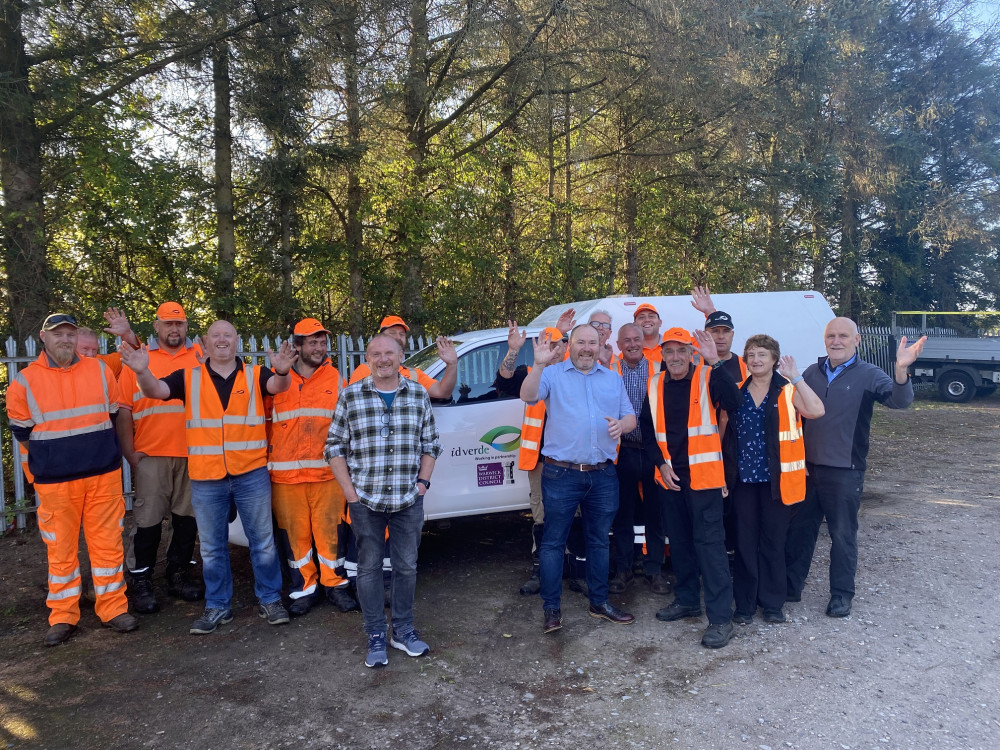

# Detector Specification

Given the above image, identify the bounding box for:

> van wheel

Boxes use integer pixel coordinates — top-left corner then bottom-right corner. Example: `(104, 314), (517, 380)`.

(938, 371), (975, 403)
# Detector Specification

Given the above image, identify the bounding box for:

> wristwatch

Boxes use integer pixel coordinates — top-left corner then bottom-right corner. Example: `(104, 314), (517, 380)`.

(416, 478), (431, 489)
(710, 359), (725, 370)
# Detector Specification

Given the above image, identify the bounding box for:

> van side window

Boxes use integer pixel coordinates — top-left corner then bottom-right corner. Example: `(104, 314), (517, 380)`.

(442, 342), (531, 405)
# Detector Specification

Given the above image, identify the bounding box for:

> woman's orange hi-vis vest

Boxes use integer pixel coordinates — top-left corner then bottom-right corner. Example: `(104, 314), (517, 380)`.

(648, 364), (725, 491)
(776, 382), (806, 504)
(184, 364), (267, 480)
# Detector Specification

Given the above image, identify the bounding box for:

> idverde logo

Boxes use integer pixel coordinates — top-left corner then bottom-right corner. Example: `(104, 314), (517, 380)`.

(480, 425), (521, 452)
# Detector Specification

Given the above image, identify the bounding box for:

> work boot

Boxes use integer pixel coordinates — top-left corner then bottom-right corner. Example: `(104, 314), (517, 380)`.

(104, 613), (140, 633)
(288, 592), (319, 617)
(519, 566), (541, 596)
(129, 570), (159, 614)
(327, 585), (360, 612)
(166, 565), (205, 602)
(608, 570), (633, 595)
(44, 623), (78, 647)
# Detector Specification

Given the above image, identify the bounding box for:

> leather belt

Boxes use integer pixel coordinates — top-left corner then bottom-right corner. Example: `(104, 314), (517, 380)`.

(544, 457), (610, 472)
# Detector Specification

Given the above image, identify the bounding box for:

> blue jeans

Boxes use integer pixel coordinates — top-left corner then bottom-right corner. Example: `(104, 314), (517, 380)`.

(785, 464), (865, 600)
(539, 461), (619, 611)
(350, 497), (424, 635)
(189, 466), (283, 610)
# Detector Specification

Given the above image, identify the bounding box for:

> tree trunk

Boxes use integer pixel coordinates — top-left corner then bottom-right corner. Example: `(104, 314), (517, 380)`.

(563, 91), (575, 298)
(0, 0), (51, 339)
(213, 32), (236, 321)
(343, 3), (365, 337)
(838, 188), (860, 319)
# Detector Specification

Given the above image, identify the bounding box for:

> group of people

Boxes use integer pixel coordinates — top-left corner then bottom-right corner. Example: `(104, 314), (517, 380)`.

(6, 290), (925, 666)
(7, 305), (450, 670)
(507, 289), (925, 649)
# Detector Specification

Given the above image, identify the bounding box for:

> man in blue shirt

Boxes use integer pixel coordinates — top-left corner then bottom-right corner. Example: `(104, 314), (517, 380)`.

(520, 325), (637, 634)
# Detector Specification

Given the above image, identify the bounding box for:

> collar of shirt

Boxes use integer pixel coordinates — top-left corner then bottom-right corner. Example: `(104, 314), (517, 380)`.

(620, 358), (648, 375)
(360, 374), (411, 394)
(825, 353), (858, 383)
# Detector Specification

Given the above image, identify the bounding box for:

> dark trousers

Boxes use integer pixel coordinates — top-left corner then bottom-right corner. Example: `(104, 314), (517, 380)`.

(732, 481), (791, 614)
(659, 473), (732, 624)
(785, 464), (865, 600)
(612, 444), (662, 576)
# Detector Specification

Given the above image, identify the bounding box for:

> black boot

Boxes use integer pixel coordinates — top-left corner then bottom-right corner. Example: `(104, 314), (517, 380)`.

(130, 570), (159, 614)
(166, 564), (205, 602)
(519, 523), (543, 595)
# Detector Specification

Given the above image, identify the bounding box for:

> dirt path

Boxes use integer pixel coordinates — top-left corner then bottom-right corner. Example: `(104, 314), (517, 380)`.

(1, 395), (998, 749)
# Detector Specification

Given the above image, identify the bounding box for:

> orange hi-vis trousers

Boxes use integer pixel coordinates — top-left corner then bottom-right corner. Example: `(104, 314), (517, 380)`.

(35, 469), (128, 626)
(271, 479), (348, 598)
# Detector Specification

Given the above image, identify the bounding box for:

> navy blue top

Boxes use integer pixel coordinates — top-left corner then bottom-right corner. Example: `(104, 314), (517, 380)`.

(736, 391), (770, 483)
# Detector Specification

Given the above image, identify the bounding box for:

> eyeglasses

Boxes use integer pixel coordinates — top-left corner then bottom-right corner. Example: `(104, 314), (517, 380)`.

(589, 321), (612, 331)
(379, 411), (390, 438)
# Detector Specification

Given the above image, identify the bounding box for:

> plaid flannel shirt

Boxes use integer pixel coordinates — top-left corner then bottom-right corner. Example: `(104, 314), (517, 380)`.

(324, 375), (442, 512)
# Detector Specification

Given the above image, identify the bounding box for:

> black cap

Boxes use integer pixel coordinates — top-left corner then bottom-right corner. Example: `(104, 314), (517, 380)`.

(705, 311), (734, 330)
(41, 313), (79, 331)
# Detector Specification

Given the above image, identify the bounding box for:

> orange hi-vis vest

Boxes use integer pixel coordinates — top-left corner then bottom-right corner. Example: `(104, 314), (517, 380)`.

(775, 381), (806, 504)
(184, 364), (267, 481)
(518, 399), (546, 471)
(268, 361), (343, 483)
(648, 364), (725, 491)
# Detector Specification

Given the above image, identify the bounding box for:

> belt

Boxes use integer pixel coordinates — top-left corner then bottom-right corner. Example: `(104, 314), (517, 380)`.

(544, 457), (610, 472)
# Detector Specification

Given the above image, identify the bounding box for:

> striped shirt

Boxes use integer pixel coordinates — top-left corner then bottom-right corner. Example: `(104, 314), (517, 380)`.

(324, 375), (442, 513)
(619, 358), (649, 444)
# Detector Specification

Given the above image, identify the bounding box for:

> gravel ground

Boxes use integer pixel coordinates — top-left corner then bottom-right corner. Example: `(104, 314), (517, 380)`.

(1, 394), (998, 749)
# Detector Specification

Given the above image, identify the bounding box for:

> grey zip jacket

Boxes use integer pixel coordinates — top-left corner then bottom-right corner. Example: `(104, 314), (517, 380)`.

(801, 356), (913, 471)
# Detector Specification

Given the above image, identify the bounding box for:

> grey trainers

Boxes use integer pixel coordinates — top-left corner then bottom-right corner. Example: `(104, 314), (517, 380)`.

(190, 608), (233, 634)
(258, 600), (290, 625)
(390, 626), (430, 657)
(366, 632), (389, 668)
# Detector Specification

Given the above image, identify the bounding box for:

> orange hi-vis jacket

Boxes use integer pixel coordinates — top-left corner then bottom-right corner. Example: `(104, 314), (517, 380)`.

(184, 364), (267, 481)
(735, 376), (807, 505)
(267, 361), (344, 484)
(119, 341), (201, 457)
(648, 363), (725, 491)
(7, 353), (121, 484)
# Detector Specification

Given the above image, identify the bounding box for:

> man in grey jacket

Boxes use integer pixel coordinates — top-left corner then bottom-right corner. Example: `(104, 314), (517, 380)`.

(785, 317), (925, 617)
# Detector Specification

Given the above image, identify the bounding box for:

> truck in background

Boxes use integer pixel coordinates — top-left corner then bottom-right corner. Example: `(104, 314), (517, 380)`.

(894, 311), (1000, 403)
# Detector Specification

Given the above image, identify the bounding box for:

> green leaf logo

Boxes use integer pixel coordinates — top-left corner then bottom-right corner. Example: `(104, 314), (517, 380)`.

(480, 425), (521, 452)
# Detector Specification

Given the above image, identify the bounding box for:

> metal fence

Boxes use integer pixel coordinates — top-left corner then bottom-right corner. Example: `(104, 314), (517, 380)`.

(0, 332), (429, 533)
(858, 325), (956, 375)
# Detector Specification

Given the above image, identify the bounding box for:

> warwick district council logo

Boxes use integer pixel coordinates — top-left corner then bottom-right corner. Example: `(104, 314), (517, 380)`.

(479, 425), (521, 452)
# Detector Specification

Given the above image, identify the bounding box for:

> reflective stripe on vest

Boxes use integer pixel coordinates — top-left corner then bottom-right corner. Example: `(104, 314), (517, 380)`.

(648, 365), (725, 490)
(777, 383), (807, 505)
(518, 400), (546, 471)
(185, 364), (267, 480)
(133, 404), (185, 421)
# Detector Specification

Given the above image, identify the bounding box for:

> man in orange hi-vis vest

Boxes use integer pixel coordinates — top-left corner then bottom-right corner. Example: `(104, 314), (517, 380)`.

(117, 302), (204, 615)
(639, 326), (741, 649)
(121, 320), (297, 635)
(267, 318), (358, 617)
(7, 313), (139, 646)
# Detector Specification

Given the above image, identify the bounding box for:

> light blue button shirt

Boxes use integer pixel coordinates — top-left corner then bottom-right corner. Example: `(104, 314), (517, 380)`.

(530, 359), (635, 464)
(825, 353), (858, 383)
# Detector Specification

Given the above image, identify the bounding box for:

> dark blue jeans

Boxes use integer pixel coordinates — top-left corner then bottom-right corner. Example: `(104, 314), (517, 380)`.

(785, 464), (865, 600)
(189, 466), (283, 610)
(539, 462), (618, 611)
(349, 497), (424, 635)
(613, 444), (663, 576)
(659, 473), (733, 625)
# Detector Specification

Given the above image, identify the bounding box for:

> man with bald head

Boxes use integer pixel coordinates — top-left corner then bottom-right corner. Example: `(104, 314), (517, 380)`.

(121, 320), (297, 634)
(785, 317), (925, 618)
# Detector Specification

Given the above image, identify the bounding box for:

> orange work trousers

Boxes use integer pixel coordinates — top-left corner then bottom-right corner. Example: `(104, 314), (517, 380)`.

(35, 469), (128, 626)
(271, 479), (348, 598)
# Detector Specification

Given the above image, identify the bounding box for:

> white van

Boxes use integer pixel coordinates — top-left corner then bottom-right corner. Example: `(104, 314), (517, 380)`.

(230, 290), (834, 542)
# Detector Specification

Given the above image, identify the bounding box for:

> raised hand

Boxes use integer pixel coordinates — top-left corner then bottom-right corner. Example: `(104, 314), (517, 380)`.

(531, 331), (560, 366)
(555, 307), (576, 334)
(692, 329), (719, 363)
(119, 342), (150, 374)
(690, 285), (716, 316)
(103, 307), (132, 337)
(778, 355), (800, 380)
(267, 339), (298, 374)
(436, 336), (458, 366)
(895, 335), (927, 368)
(507, 320), (527, 353)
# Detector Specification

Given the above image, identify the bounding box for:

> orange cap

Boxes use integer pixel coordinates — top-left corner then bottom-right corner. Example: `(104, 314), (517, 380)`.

(541, 326), (567, 343)
(661, 327), (692, 345)
(379, 315), (409, 332)
(293, 318), (331, 336)
(156, 302), (186, 321)
(633, 303), (659, 318)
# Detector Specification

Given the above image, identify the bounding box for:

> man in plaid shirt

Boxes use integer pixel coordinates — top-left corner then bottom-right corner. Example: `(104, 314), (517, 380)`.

(326, 333), (442, 668)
